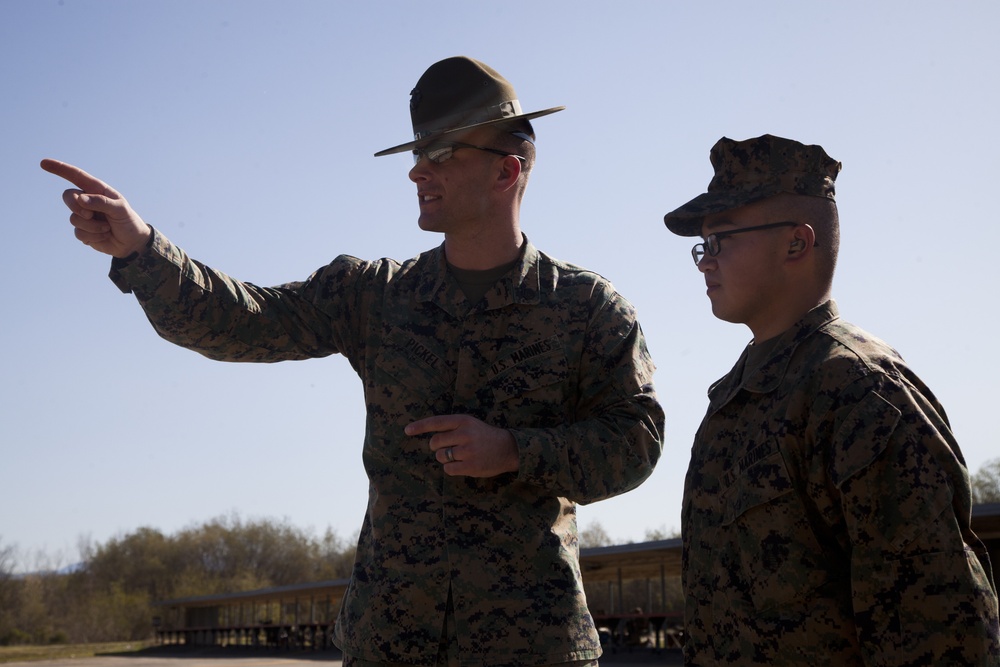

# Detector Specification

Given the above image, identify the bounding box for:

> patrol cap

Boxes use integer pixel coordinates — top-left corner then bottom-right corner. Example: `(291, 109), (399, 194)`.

(375, 56), (565, 157)
(663, 134), (842, 237)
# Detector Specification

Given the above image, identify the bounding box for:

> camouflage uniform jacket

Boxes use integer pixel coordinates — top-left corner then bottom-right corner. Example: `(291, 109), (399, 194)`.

(110, 228), (664, 667)
(681, 300), (999, 666)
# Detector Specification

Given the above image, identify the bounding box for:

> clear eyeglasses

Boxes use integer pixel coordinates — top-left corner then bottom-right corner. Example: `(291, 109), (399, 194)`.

(412, 142), (525, 165)
(691, 221), (800, 265)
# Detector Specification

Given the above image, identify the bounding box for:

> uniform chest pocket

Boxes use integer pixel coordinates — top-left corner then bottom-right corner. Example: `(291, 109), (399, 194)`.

(489, 348), (569, 403)
(721, 445), (830, 612)
(366, 332), (454, 469)
(488, 342), (569, 428)
(722, 446), (795, 524)
(374, 329), (452, 399)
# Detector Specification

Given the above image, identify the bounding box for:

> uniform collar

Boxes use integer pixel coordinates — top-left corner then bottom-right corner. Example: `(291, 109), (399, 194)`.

(415, 234), (542, 315)
(708, 300), (841, 404)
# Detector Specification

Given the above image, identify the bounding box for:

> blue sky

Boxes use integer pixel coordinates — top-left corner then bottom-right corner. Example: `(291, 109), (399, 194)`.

(3, 1), (998, 570)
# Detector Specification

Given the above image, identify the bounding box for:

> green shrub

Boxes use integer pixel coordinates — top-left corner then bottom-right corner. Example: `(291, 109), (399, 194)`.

(48, 631), (69, 645)
(0, 628), (32, 646)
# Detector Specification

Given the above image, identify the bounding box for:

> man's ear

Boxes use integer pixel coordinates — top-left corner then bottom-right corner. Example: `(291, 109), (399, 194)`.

(788, 224), (816, 256)
(495, 155), (522, 193)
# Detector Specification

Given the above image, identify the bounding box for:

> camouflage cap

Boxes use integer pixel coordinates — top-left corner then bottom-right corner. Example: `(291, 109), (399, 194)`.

(374, 56), (565, 157)
(663, 134), (842, 237)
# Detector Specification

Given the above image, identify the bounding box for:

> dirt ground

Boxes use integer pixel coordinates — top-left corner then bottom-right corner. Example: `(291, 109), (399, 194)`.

(1, 644), (683, 667)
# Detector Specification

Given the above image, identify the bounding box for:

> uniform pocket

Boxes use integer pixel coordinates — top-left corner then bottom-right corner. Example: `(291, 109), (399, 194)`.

(721, 445), (832, 612)
(367, 328), (454, 463)
(488, 339), (569, 427)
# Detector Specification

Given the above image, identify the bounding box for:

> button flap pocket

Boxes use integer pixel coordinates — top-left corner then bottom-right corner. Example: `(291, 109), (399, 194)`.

(722, 444), (795, 526)
(489, 336), (567, 403)
(374, 327), (452, 399)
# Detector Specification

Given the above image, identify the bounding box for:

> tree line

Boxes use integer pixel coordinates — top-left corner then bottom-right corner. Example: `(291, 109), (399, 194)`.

(0, 514), (356, 646)
(2, 458), (998, 647)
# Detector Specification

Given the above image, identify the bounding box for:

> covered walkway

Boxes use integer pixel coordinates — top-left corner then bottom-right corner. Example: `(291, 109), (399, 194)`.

(153, 503), (1000, 652)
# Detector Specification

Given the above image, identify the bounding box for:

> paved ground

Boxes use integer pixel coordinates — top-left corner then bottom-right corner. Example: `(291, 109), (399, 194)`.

(1, 645), (683, 667)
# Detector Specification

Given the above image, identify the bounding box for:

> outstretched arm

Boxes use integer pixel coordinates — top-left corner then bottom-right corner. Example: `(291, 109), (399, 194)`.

(41, 159), (152, 258)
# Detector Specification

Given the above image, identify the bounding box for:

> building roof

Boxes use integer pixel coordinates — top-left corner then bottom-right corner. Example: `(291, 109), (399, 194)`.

(579, 538), (682, 583)
(973, 502), (1000, 539)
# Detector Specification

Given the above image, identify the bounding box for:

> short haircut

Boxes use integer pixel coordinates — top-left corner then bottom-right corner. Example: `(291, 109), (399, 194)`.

(769, 193), (840, 284)
(489, 119), (536, 199)
(492, 120), (536, 171)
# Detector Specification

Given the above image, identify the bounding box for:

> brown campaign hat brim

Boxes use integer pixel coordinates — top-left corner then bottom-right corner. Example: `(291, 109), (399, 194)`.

(374, 106), (565, 157)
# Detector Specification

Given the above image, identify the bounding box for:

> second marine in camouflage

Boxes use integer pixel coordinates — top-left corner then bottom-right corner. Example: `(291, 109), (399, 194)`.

(664, 134), (999, 665)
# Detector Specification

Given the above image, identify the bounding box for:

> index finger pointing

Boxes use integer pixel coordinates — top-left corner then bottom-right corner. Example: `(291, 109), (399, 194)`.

(40, 159), (120, 198)
(405, 415), (461, 437)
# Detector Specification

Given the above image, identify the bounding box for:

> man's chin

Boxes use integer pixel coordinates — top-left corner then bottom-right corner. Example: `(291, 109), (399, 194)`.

(710, 301), (741, 326)
(417, 216), (446, 233)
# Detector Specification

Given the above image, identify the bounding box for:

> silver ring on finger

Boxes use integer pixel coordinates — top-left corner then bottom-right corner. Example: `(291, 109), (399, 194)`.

(444, 447), (455, 463)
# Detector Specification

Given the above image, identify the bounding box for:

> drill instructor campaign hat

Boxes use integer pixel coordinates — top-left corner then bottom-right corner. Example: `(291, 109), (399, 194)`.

(374, 56), (565, 157)
(663, 134), (842, 237)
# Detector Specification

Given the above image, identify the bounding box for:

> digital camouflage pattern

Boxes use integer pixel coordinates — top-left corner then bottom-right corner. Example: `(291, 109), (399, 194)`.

(681, 300), (999, 666)
(110, 229), (664, 667)
(663, 134), (842, 237)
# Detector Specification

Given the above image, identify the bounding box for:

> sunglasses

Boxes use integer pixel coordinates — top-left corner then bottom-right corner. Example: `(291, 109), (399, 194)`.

(412, 141), (525, 165)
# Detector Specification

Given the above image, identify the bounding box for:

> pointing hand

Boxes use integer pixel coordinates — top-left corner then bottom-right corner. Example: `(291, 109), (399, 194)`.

(41, 159), (152, 258)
